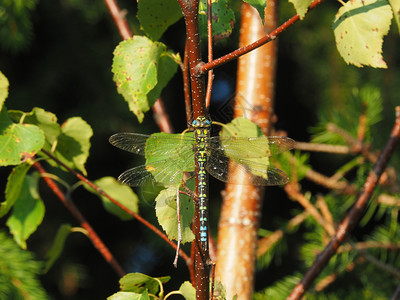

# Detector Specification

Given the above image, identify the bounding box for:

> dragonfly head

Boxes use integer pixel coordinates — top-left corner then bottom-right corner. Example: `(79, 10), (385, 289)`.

(192, 116), (211, 128)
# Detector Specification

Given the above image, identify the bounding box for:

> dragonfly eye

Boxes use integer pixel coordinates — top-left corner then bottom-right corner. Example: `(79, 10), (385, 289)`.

(204, 119), (211, 126)
(192, 120), (199, 127)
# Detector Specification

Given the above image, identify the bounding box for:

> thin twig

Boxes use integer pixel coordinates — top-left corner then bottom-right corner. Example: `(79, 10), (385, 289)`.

(199, 0), (324, 74)
(103, 0), (132, 40)
(182, 41), (192, 122)
(285, 183), (336, 236)
(288, 108), (400, 300)
(294, 142), (350, 154)
(316, 195), (335, 232)
(205, 0), (214, 109)
(305, 168), (356, 194)
(153, 99), (175, 134)
(257, 212), (309, 258)
(314, 260), (356, 292)
(41, 149), (192, 266)
(33, 161), (126, 278)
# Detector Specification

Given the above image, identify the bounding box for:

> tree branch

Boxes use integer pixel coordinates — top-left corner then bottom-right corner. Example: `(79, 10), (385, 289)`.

(288, 108), (400, 299)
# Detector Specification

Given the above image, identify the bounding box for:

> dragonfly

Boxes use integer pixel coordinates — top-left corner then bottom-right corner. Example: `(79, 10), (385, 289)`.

(109, 116), (295, 251)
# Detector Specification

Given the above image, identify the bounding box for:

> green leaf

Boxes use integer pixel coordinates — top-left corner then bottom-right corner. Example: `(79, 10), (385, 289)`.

(6, 172), (45, 249)
(145, 132), (195, 187)
(85, 176), (139, 221)
(199, 0), (235, 42)
(155, 183), (195, 243)
(179, 281), (196, 300)
(0, 163), (31, 217)
(147, 52), (179, 106)
(289, 0), (313, 19)
(119, 273), (170, 294)
(53, 117), (93, 175)
(0, 71), (9, 110)
(0, 231), (49, 300)
(108, 291), (150, 300)
(388, 0), (400, 33)
(112, 36), (179, 122)
(242, 0), (267, 22)
(333, 0), (393, 68)
(220, 117), (269, 178)
(43, 224), (72, 273)
(137, 0), (182, 40)
(9, 107), (61, 149)
(0, 107), (45, 166)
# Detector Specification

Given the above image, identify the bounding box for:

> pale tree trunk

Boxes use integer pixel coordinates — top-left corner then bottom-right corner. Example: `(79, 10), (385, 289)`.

(215, 1), (278, 299)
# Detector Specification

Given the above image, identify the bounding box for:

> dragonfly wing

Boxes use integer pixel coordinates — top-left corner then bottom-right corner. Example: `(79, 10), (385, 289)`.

(206, 152), (289, 186)
(109, 133), (150, 155)
(118, 161), (192, 187)
(109, 133), (194, 157)
(209, 136), (295, 158)
(118, 165), (157, 186)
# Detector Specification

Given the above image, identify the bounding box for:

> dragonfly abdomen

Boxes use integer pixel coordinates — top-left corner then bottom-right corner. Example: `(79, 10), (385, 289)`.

(193, 118), (211, 252)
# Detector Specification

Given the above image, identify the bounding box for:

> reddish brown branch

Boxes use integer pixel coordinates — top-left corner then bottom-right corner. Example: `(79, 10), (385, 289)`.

(103, 0), (132, 40)
(179, 1), (210, 299)
(199, 0), (324, 74)
(294, 142), (351, 154)
(152, 99), (174, 134)
(182, 41), (193, 122)
(41, 150), (192, 268)
(205, 0), (214, 109)
(288, 109), (400, 299)
(33, 161), (126, 278)
(285, 183), (336, 236)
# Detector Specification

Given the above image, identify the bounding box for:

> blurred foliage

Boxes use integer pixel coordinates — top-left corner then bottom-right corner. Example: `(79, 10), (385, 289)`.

(0, 0), (38, 52)
(0, 231), (48, 299)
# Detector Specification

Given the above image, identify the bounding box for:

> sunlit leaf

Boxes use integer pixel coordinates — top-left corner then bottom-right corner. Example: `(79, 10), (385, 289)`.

(108, 291), (149, 300)
(289, 0), (313, 19)
(388, 0), (400, 33)
(119, 272), (170, 294)
(179, 281), (196, 300)
(199, 0), (235, 42)
(0, 71), (9, 110)
(137, 0), (182, 40)
(6, 172), (45, 249)
(0, 107), (45, 166)
(53, 117), (93, 175)
(112, 36), (179, 122)
(9, 107), (61, 149)
(155, 183), (195, 243)
(333, 0), (393, 68)
(85, 176), (139, 221)
(243, 0), (267, 22)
